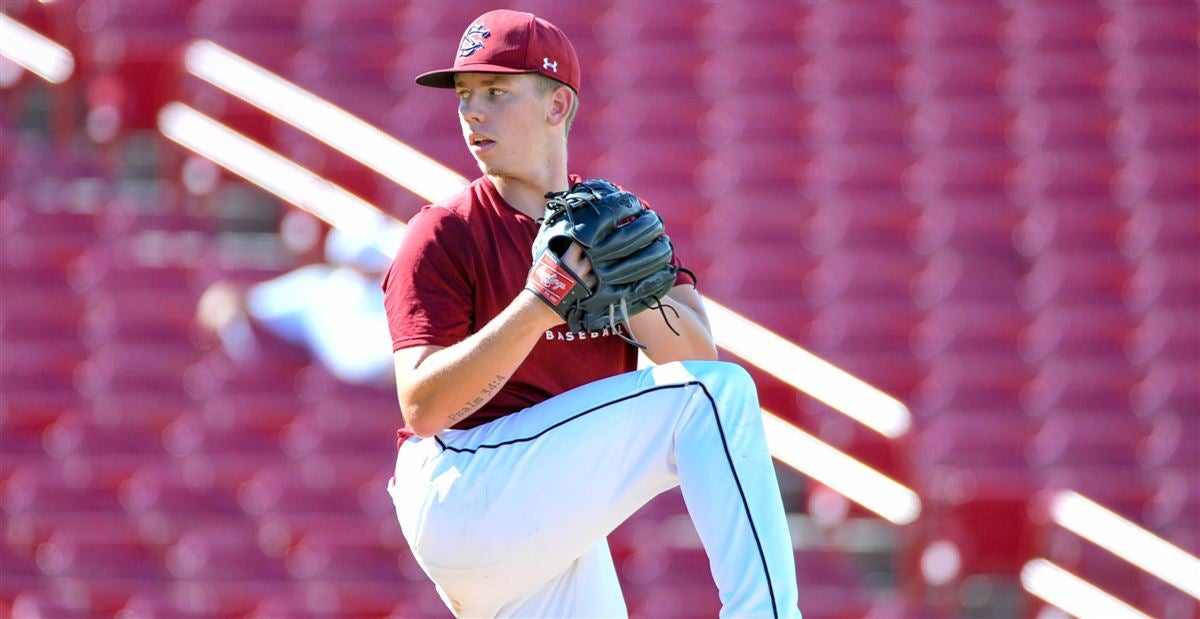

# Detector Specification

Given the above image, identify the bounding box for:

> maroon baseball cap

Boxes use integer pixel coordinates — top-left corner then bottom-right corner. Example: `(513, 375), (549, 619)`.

(414, 9), (581, 93)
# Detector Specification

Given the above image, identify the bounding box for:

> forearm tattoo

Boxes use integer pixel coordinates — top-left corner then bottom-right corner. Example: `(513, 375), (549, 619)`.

(448, 374), (507, 423)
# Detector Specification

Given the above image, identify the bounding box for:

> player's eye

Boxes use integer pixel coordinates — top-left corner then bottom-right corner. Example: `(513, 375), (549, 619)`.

(488, 87), (505, 97)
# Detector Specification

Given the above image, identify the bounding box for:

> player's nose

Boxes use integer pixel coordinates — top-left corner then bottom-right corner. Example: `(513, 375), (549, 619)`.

(458, 96), (484, 124)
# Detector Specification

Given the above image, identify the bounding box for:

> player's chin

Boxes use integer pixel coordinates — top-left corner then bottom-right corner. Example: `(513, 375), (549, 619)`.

(473, 157), (505, 176)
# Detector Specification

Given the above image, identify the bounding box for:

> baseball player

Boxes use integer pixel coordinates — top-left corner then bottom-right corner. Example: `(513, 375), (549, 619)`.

(383, 10), (801, 618)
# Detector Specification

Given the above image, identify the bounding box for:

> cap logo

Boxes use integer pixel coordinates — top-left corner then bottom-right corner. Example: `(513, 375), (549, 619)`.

(543, 58), (558, 72)
(459, 23), (490, 58)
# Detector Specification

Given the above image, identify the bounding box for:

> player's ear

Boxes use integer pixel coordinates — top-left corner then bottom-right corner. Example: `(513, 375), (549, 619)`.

(546, 85), (573, 128)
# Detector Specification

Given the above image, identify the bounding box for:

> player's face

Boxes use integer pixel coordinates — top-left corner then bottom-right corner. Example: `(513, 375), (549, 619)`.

(455, 73), (550, 177)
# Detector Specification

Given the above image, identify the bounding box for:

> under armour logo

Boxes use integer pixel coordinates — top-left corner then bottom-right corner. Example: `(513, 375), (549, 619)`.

(459, 24), (490, 58)
(543, 57), (558, 72)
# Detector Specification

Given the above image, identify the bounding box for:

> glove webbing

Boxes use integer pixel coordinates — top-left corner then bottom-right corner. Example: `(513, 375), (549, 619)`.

(539, 191), (691, 350)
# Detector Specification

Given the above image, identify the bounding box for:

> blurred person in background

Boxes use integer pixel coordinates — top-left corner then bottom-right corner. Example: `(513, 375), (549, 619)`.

(196, 225), (394, 386)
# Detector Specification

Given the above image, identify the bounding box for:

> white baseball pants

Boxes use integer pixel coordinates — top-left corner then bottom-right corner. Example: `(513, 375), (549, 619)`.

(387, 361), (801, 618)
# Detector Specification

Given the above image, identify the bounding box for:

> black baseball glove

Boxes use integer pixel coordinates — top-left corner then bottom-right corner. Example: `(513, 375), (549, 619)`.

(525, 179), (679, 347)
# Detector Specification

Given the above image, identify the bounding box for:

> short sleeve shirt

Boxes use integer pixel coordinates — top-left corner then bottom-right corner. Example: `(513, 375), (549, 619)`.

(382, 176), (693, 431)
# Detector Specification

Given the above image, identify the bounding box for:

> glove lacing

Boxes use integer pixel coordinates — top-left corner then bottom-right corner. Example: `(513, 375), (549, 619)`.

(542, 186), (690, 351)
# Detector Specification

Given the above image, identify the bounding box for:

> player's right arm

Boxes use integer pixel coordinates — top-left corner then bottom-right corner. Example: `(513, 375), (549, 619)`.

(390, 241), (594, 438)
(392, 289), (559, 438)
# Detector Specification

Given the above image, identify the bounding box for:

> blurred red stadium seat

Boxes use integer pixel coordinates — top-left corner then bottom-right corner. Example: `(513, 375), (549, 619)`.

(165, 522), (289, 582)
(1107, 51), (1200, 104)
(185, 346), (315, 398)
(1028, 412), (1148, 471)
(0, 333), (88, 389)
(804, 192), (918, 254)
(700, 242), (816, 300)
(914, 350), (1032, 415)
(1132, 358), (1200, 417)
(795, 47), (908, 101)
(1002, 3), (1110, 53)
(693, 196), (813, 250)
(1127, 249), (1200, 312)
(591, 138), (706, 190)
(904, 147), (1015, 203)
(805, 248), (923, 305)
(71, 0), (192, 131)
(1036, 528), (1156, 608)
(280, 412), (395, 459)
(86, 387), (192, 437)
(161, 411), (283, 458)
(899, 48), (1009, 101)
(0, 541), (40, 596)
(78, 285), (195, 343)
(11, 585), (130, 619)
(505, 0), (611, 41)
(41, 412), (166, 460)
(901, 1), (1008, 51)
(806, 299), (920, 354)
(798, 2), (908, 49)
(190, 0), (303, 73)
(119, 586), (249, 619)
(591, 91), (710, 142)
(299, 0), (403, 41)
(810, 95), (909, 147)
(1019, 302), (1136, 362)
(915, 409), (1033, 461)
(120, 463), (244, 518)
(193, 389), (304, 437)
(1121, 199), (1200, 257)
(238, 465), (382, 521)
(907, 245), (1022, 307)
(257, 509), (406, 560)
(593, 42), (703, 95)
(911, 301), (1025, 360)
(3, 461), (126, 520)
(911, 195), (1022, 256)
(77, 339), (207, 395)
(284, 526), (408, 583)
(1019, 249), (1134, 309)
(1009, 149), (1121, 204)
(1, 280), (84, 338)
(701, 93), (811, 145)
(1001, 51), (1111, 103)
(1013, 201), (1128, 255)
(807, 143), (913, 198)
(390, 1), (498, 43)
(907, 97), (1011, 151)
(36, 520), (165, 581)
(698, 141), (809, 196)
(0, 385), (82, 438)
(1103, 4), (1200, 54)
(1139, 413), (1200, 472)
(1008, 100), (1116, 154)
(1146, 471), (1200, 554)
(697, 42), (811, 97)
(698, 1), (810, 45)
(592, 1), (704, 45)
(1021, 355), (1142, 417)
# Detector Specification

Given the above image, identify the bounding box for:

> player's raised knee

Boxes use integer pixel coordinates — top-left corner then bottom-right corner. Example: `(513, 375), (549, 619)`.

(675, 360), (756, 392)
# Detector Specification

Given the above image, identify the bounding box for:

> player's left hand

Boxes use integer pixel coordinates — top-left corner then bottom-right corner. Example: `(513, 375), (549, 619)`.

(562, 242), (597, 288)
(526, 179), (676, 346)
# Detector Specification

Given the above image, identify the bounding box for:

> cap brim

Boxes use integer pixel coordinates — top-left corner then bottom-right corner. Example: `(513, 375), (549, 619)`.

(415, 64), (538, 89)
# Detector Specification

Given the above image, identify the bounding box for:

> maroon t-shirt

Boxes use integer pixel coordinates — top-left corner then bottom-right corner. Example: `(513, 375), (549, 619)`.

(382, 176), (692, 435)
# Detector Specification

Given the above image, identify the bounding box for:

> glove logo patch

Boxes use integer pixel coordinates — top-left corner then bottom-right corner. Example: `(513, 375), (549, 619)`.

(529, 253), (575, 305)
(459, 23), (490, 58)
